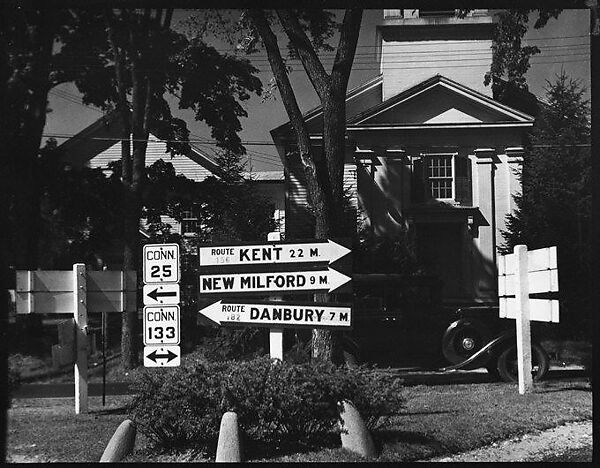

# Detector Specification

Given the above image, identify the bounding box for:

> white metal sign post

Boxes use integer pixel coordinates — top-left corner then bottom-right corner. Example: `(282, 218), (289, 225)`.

(514, 245), (533, 394)
(267, 231), (284, 361)
(498, 245), (559, 395)
(15, 266), (136, 414)
(143, 243), (181, 367)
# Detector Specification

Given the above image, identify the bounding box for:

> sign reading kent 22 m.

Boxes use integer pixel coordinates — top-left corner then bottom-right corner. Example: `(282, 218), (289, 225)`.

(198, 239), (352, 329)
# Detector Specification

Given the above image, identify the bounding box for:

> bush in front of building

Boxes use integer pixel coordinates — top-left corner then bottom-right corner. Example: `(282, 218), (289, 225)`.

(128, 356), (405, 457)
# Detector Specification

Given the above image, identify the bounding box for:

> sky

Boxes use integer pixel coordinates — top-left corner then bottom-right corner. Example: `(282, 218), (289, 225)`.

(43, 9), (591, 172)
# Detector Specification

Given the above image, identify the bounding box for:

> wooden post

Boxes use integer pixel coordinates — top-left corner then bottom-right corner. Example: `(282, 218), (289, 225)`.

(73, 263), (88, 414)
(514, 245), (533, 394)
(267, 232), (283, 361)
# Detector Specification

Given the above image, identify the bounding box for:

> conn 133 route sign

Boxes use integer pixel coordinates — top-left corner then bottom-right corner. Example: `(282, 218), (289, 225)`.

(199, 300), (352, 329)
(199, 239), (350, 266)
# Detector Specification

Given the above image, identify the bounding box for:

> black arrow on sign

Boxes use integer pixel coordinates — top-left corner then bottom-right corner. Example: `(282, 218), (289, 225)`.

(147, 349), (177, 363)
(147, 288), (177, 302)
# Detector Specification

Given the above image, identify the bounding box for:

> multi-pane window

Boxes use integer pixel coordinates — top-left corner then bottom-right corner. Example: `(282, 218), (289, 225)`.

(181, 207), (199, 236)
(425, 154), (454, 199)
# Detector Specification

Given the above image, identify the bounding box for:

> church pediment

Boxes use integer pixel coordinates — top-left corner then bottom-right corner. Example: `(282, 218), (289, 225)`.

(347, 75), (534, 128)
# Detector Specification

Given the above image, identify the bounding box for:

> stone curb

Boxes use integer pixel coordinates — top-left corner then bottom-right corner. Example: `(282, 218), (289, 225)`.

(100, 419), (136, 462)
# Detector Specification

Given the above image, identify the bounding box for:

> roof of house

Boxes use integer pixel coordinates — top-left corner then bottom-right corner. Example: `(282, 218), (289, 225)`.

(57, 110), (226, 178)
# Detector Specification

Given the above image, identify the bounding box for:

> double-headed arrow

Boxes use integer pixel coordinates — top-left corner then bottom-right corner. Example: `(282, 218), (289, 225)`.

(199, 239), (350, 266)
(198, 268), (351, 294)
(146, 348), (178, 363)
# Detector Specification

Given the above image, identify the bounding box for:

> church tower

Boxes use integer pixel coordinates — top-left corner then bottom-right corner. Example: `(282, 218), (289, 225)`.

(377, 9), (495, 99)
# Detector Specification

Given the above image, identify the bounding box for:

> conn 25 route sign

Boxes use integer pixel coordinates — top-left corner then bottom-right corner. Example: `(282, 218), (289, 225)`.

(199, 300), (352, 329)
(198, 268), (351, 295)
(143, 305), (180, 345)
(199, 239), (350, 266)
(143, 243), (180, 284)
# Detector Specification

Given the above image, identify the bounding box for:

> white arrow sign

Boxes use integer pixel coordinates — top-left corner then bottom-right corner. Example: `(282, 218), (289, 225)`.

(198, 268), (351, 294)
(199, 300), (352, 328)
(198, 239), (350, 266)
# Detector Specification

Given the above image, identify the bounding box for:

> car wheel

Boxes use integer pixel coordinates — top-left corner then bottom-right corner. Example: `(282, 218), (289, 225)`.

(496, 343), (550, 383)
(442, 319), (492, 365)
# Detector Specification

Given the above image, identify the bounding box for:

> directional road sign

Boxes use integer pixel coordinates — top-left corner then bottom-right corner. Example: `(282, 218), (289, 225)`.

(143, 243), (180, 284)
(198, 268), (351, 295)
(143, 305), (180, 345)
(199, 300), (352, 329)
(143, 345), (180, 367)
(143, 284), (180, 305)
(199, 239), (350, 267)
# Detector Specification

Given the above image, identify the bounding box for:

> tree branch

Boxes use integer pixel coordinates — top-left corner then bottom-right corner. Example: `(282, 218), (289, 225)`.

(331, 9), (362, 87)
(276, 9), (330, 100)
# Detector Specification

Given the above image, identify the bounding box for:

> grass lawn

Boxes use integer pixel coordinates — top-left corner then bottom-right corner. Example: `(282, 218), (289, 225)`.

(6, 378), (591, 463)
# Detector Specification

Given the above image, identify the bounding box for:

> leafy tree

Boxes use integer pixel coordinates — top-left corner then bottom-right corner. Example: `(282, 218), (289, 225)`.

(54, 8), (262, 367)
(500, 72), (591, 338)
(223, 9), (363, 363)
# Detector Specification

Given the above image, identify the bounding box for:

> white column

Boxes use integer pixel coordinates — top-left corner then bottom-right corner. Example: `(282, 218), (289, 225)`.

(473, 148), (497, 297)
(505, 147), (524, 214)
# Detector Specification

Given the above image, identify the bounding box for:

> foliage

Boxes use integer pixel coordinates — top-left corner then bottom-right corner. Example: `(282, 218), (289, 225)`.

(353, 218), (423, 275)
(129, 357), (406, 457)
(501, 71), (591, 338)
(486, 9), (561, 100)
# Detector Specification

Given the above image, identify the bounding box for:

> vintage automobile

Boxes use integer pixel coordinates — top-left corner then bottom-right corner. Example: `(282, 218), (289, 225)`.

(343, 274), (550, 382)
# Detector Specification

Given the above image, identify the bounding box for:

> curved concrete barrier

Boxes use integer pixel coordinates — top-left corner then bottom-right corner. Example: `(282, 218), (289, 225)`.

(338, 400), (377, 458)
(100, 419), (136, 462)
(215, 411), (242, 462)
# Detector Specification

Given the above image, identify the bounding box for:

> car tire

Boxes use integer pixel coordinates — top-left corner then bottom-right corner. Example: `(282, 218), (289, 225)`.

(496, 343), (550, 383)
(442, 319), (492, 365)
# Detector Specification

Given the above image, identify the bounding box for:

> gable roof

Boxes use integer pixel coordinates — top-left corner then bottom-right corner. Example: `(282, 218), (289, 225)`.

(57, 110), (225, 178)
(347, 74), (535, 129)
(270, 74), (383, 139)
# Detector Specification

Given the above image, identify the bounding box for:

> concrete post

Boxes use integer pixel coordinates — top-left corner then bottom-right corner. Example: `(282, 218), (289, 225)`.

(215, 412), (242, 462)
(338, 400), (377, 458)
(100, 419), (137, 462)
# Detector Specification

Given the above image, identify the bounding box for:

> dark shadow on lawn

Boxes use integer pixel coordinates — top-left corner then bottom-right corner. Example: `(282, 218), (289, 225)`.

(535, 385), (592, 394)
(397, 409), (455, 416)
(244, 432), (342, 461)
(373, 429), (449, 456)
(90, 406), (129, 415)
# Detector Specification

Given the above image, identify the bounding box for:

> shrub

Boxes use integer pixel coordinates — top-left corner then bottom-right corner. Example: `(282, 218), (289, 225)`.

(129, 357), (406, 457)
(7, 363), (21, 408)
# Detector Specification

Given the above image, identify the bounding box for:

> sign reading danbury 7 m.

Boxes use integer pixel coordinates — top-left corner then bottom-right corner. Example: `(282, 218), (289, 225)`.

(199, 300), (352, 329)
